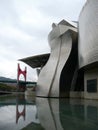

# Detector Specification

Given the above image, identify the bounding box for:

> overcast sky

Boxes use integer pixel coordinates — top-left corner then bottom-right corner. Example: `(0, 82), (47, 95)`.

(0, 0), (86, 81)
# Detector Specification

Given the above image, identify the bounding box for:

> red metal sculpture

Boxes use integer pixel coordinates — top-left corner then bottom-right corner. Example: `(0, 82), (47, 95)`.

(17, 63), (27, 91)
(17, 63), (27, 82)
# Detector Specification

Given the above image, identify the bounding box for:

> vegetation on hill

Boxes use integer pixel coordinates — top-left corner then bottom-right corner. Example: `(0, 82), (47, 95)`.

(0, 83), (17, 92)
(0, 76), (37, 93)
(0, 76), (16, 82)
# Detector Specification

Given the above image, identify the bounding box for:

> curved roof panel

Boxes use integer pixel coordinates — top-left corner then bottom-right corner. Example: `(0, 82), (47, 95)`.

(19, 53), (50, 68)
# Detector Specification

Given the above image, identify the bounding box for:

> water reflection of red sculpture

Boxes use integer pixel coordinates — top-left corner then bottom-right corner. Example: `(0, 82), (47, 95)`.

(16, 104), (26, 124)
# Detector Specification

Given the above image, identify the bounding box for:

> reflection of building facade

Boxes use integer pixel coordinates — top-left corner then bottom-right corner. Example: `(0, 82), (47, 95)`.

(36, 98), (98, 130)
(36, 98), (63, 130)
(20, 0), (98, 99)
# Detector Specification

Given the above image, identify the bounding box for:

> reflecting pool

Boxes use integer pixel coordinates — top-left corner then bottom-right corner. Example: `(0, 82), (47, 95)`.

(0, 94), (98, 130)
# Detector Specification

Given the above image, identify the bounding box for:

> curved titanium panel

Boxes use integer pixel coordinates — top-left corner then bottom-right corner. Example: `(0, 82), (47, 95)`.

(37, 20), (77, 97)
(60, 32), (78, 96)
(50, 32), (72, 97)
(37, 31), (61, 97)
(78, 0), (98, 68)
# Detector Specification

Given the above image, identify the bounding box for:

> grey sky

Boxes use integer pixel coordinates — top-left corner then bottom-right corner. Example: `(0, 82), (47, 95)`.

(0, 0), (86, 81)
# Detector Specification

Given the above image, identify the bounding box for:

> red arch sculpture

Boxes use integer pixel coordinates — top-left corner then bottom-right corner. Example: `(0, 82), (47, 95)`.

(17, 63), (27, 91)
(17, 63), (27, 82)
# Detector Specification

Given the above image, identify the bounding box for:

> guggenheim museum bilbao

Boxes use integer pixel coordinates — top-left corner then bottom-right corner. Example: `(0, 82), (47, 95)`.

(21, 0), (98, 99)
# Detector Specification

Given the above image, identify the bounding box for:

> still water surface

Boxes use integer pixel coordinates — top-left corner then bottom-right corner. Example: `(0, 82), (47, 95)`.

(0, 94), (98, 130)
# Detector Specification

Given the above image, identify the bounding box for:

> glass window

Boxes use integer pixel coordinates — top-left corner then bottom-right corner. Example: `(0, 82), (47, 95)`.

(87, 79), (97, 92)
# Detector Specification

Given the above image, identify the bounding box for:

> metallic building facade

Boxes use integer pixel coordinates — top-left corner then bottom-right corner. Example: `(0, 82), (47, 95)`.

(78, 0), (98, 100)
(21, 0), (98, 99)
(37, 20), (78, 97)
(78, 0), (98, 68)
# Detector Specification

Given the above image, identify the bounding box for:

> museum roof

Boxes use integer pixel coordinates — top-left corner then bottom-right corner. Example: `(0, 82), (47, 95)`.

(58, 19), (77, 28)
(19, 53), (50, 68)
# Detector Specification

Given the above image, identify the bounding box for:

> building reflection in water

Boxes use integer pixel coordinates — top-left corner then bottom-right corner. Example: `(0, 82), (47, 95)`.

(36, 98), (98, 130)
(0, 94), (98, 129)
(36, 98), (64, 130)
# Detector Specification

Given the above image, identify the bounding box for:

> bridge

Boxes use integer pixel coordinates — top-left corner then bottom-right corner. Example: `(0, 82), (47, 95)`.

(0, 80), (36, 92)
(0, 80), (36, 86)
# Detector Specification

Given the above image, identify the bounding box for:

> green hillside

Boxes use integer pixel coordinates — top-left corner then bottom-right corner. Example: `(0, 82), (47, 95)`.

(0, 83), (17, 91)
